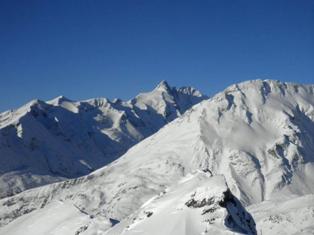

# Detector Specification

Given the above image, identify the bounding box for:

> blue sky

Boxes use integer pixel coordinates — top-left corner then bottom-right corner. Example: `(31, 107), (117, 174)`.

(0, 0), (313, 111)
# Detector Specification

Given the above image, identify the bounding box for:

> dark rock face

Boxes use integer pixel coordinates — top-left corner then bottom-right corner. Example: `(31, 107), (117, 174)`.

(185, 197), (215, 208)
(218, 189), (235, 207)
(109, 218), (120, 226)
(221, 189), (257, 235)
(185, 188), (257, 235)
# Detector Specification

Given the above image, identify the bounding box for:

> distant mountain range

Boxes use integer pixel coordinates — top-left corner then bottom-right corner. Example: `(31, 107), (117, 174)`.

(0, 81), (207, 198)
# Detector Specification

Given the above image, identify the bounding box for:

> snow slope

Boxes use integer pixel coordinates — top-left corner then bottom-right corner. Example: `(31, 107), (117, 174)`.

(0, 80), (314, 234)
(248, 194), (314, 235)
(0, 200), (92, 235)
(106, 173), (256, 235)
(0, 81), (207, 198)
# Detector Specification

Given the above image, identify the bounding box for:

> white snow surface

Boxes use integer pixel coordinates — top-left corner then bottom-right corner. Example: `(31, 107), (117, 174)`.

(0, 81), (207, 198)
(0, 200), (93, 235)
(1, 79), (314, 234)
(248, 194), (314, 235)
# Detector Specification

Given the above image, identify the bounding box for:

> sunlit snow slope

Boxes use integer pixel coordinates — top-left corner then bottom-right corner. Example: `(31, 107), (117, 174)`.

(0, 81), (207, 198)
(1, 80), (314, 234)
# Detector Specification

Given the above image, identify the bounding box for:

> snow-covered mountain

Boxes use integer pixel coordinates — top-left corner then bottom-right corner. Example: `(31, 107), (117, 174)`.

(1, 80), (314, 235)
(0, 81), (207, 198)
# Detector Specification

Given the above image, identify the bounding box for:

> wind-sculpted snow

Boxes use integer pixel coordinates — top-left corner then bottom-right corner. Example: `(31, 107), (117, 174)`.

(0, 81), (207, 198)
(0, 79), (314, 234)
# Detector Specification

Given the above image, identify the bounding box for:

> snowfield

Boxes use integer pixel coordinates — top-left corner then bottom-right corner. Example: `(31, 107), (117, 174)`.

(0, 79), (314, 235)
(248, 194), (314, 235)
(0, 200), (92, 235)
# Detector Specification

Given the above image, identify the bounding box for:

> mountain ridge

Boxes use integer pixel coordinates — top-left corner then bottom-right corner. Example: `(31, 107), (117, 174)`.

(0, 81), (208, 198)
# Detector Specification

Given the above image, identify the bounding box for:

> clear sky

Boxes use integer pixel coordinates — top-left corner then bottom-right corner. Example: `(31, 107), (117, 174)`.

(1, 0), (313, 112)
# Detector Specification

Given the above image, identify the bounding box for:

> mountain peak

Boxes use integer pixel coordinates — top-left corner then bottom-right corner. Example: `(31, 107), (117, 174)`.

(23, 99), (46, 111)
(155, 80), (172, 92)
(48, 95), (72, 106)
(54, 95), (71, 102)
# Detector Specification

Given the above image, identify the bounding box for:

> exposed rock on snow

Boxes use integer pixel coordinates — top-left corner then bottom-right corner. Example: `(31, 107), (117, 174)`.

(105, 173), (256, 235)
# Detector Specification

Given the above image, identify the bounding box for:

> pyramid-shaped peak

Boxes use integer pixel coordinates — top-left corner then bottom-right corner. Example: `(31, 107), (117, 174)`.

(48, 95), (72, 105)
(155, 80), (172, 91)
(55, 95), (71, 102)
(24, 99), (46, 109)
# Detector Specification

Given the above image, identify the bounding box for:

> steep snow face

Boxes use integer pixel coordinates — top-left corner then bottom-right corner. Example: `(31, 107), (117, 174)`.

(0, 80), (314, 234)
(0, 81), (207, 198)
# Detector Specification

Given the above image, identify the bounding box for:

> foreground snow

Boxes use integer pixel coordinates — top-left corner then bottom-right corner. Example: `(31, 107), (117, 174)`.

(106, 173), (256, 235)
(0, 80), (314, 234)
